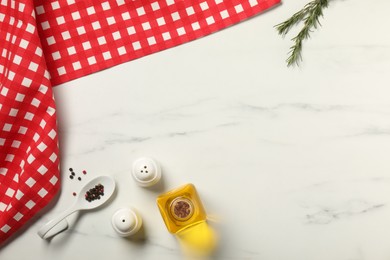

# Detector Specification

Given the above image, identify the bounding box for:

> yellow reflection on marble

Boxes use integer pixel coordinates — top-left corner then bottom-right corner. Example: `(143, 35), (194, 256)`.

(176, 221), (218, 259)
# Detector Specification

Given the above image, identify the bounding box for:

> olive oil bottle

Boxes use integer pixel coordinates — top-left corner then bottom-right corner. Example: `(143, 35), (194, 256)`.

(157, 183), (206, 234)
(157, 184), (217, 256)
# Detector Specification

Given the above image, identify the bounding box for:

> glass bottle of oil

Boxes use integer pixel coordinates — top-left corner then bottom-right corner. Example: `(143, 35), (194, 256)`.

(157, 183), (217, 257)
(156, 183), (206, 234)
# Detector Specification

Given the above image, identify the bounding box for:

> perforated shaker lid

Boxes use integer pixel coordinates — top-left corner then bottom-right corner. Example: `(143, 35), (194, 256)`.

(111, 208), (142, 237)
(132, 157), (161, 187)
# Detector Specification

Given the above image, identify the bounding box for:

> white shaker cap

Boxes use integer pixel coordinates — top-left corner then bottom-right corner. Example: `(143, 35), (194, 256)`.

(111, 208), (142, 237)
(132, 157), (161, 187)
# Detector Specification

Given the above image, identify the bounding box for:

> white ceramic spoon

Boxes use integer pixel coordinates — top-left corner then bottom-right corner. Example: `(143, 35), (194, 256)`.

(38, 175), (116, 239)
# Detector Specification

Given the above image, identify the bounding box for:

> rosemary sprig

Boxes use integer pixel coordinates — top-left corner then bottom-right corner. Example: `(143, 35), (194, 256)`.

(275, 0), (329, 66)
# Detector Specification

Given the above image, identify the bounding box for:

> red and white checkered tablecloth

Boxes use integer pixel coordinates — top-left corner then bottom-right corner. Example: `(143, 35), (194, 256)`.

(0, 0), (60, 245)
(36, 0), (280, 85)
(1, 0), (279, 245)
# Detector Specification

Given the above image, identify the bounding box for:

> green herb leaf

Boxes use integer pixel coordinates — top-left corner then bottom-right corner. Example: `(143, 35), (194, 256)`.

(275, 0), (329, 66)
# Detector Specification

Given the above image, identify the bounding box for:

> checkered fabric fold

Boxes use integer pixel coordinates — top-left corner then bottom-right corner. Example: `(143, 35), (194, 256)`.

(36, 0), (280, 85)
(0, 0), (60, 245)
(1, 0), (279, 246)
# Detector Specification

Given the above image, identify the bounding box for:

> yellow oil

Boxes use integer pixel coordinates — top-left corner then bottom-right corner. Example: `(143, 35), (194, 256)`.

(157, 183), (217, 257)
(156, 183), (207, 234)
(176, 221), (217, 258)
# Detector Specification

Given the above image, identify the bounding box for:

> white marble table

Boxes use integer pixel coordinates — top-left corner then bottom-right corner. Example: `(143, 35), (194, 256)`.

(2, 0), (390, 259)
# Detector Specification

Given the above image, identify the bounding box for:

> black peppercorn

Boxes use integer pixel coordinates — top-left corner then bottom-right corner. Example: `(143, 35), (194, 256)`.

(84, 184), (105, 202)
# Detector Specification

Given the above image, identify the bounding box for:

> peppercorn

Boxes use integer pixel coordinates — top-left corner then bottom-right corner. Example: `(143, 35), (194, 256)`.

(85, 183), (105, 202)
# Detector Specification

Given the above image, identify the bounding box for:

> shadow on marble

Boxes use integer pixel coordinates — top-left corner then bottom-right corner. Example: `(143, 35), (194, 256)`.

(123, 223), (147, 245)
(142, 173), (166, 194)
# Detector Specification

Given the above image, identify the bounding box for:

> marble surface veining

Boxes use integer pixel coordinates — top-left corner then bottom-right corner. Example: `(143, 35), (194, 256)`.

(1, 0), (390, 259)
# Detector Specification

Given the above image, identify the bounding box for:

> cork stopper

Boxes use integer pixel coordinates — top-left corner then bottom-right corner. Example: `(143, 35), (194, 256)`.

(170, 197), (194, 221)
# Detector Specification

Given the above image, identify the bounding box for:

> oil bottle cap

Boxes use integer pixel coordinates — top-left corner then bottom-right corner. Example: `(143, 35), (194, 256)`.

(132, 157), (161, 187)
